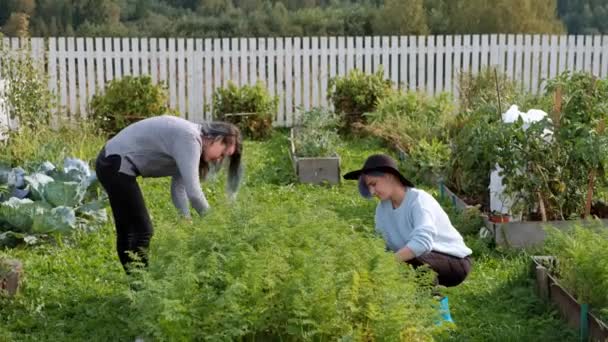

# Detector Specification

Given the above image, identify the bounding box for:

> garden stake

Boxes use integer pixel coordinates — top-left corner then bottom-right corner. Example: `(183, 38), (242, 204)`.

(538, 192), (547, 222)
(494, 67), (502, 116)
(552, 86), (562, 131)
(580, 303), (589, 342)
(584, 169), (596, 219)
(583, 119), (605, 218)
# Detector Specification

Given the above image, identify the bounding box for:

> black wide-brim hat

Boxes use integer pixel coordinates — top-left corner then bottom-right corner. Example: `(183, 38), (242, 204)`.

(343, 154), (415, 198)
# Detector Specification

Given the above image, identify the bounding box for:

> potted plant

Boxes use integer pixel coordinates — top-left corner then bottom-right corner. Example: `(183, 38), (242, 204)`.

(488, 212), (510, 223)
(289, 108), (341, 185)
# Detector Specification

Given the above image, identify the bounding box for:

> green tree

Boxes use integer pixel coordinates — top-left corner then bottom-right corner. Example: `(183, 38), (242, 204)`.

(268, 2), (290, 35)
(48, 16), (59, 36)
(445, 0), (563, 33)
(0, 1), (11, 25)
(424, 0), (450, 34)
(342, 4), (376, 36)
(558, 0), (608, 34)
(197, 0), (232, 16)
(7, 0), (36, 14)
(373, 0), (429, 35)
(2, 12), (30, 37)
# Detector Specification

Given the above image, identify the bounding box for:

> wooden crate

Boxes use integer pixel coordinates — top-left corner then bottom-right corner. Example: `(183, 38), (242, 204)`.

(289, 128), (340, 185)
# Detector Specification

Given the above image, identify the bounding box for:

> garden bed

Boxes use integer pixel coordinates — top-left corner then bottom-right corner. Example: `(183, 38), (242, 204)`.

(289, 128), (340, 185)
(0, 258), (22, 297)
(438, 182), (608, 248)
(532, 256), (608, 341)
(493, 218), (608, 249)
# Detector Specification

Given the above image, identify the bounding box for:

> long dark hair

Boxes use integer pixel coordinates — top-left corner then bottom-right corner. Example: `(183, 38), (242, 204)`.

(200, 121), (243, 197)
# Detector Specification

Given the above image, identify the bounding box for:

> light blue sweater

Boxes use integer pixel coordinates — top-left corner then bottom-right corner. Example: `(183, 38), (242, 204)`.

(375, 188), (472, 258)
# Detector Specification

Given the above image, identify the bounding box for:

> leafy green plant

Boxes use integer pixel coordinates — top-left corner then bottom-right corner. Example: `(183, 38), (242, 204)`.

(127, 193), (438, 341)
(89, 75), (170, 136)
(438, 192), (485, 237)
(546, 72), (608, 218)
(402, 138), (450, 186)
(213, 81), (278, 140)
(364, 91), (454, 152)
(458, 66), (521, 113)
(446, 108), (500, 205)
(0, 158), (107, 247)
(545, 225), (608, 322)
(293, 107), (340, 157)
(328, 68), (392, 133)
(0, 39), (54, 131)
(495, 72), (608, 220)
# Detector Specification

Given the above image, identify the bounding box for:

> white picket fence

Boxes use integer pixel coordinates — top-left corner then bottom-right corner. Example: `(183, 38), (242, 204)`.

(0, 79), (9, 141)
(1, 35), (608, 126)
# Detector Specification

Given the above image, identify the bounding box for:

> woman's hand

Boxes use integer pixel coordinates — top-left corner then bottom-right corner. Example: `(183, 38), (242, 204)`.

(395, 246), (416, 262)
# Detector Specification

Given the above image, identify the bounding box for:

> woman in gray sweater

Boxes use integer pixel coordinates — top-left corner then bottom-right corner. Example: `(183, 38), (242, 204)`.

(95, 115), (243, 273)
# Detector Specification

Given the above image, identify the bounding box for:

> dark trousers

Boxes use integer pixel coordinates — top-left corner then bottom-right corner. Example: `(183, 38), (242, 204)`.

(96, 148), (153, 273)
(407, 251), (472, 287)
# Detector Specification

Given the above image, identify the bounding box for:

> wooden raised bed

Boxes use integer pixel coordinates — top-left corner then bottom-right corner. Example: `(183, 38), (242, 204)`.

(0, 258), (22, 297)
(289, 128), (340, 185)
(438, 182), (608, 248)
(532, 256), (608, 341)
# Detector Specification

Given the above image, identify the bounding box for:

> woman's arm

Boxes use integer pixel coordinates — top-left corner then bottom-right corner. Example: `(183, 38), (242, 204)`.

(173, 136), (210, 216)
(402, 204), (437, 259)
(171, 175), (190, 217)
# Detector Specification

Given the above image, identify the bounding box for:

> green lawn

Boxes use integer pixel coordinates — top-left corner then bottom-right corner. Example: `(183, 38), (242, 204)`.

(0, 130), (575, 341)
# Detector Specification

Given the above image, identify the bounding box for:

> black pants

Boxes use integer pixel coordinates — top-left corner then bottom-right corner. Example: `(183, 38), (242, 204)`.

(407, 251), (472, 287)
(96, 148), (153, 273)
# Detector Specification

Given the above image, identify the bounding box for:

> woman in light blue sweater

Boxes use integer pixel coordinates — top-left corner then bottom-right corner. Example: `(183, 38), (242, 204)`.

(344, 154), (472, 287)
(95, 115), (243, 273)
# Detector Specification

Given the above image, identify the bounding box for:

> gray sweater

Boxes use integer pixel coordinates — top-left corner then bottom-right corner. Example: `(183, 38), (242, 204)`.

(104, 115), (209, 217)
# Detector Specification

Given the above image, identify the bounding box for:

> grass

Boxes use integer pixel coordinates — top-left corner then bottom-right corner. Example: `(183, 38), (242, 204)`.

(0, 128), (576, 341)
(439, 245), (577, 341)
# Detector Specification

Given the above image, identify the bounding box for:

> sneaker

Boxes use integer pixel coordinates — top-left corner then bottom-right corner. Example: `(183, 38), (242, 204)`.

(438, 296), (454, 324)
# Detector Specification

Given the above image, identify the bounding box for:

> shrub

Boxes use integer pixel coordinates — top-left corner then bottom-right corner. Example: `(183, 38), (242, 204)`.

(495, 72), (608, 220)
(446, 67), (546, 208)
(328, 68), (392, 132)
(364, 91), (454, 152)
(0, 39), (53, 131)
(89, 75), (170, 136)
(212, 81), (277, 140)
(293, 107), (340, 157)
(445, 107), (501, 207)
(402, 138), (450, 186)
(458, 66), (520, 113)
